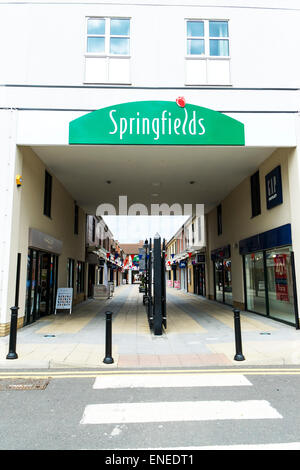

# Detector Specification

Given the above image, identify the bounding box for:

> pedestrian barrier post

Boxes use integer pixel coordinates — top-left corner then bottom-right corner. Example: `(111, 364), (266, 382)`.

(6, 306), (19, 360)
(103, 311), (114, 364)
(6, 253), (21, 360)
(233, 308), (245, 361)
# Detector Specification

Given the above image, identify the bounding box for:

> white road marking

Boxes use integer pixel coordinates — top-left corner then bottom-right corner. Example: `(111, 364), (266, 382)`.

(93, 373), (252, 389)
(80, 400), (282, 424)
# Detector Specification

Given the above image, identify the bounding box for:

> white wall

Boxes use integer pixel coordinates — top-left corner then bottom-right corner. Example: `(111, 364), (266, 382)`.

(0, 1), (299, 88)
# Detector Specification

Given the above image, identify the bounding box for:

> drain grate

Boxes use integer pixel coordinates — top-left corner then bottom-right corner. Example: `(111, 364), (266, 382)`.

(0, 378), (50, 391)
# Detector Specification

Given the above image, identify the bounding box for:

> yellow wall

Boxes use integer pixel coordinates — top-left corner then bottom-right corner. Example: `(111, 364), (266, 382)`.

(3, 145), (86, 331)
(206, 148), (292, 307)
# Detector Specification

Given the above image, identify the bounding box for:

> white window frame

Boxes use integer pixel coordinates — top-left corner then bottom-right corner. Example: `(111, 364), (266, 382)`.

(185, 18), (231, 86)
(86, 16), (131, 58)
(84, 16), (131, 84)
(185, 19), (230, 60)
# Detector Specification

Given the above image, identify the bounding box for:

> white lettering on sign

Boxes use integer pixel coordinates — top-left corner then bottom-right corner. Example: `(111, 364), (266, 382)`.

(109, 109), (206, 140)
(267, 175), (277, 200)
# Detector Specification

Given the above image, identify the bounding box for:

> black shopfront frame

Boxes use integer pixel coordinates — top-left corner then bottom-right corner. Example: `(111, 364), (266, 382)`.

(25, 249), (59, 325)
(240, 224), (299, 329)
(211, 245), (232, 306)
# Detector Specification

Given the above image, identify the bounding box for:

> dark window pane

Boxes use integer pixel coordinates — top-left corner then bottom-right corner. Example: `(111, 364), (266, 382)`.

(217, 204), (222, 235)
(251, 171), (261, 217)
(43, 171), (52, 217)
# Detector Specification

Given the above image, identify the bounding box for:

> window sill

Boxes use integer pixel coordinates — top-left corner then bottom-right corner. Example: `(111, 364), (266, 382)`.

(83, 81), (132, 86)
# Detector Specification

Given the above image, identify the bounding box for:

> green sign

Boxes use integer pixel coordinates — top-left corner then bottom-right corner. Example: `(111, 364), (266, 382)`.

(69, 100), (245, 146)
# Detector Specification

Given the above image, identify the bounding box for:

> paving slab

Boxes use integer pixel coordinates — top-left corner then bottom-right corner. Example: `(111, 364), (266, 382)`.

(0, 284), (300, 369)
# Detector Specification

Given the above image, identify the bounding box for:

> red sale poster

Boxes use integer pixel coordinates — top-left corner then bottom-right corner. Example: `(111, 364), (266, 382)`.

(274, 254), (289, 302)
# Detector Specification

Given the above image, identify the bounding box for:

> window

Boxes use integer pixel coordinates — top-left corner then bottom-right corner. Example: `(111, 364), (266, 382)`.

(250, 171), (261, 218)
(74, 204), (79, 235)
(43, 171), (52, 218)
(217, 204), (222, 235)
(185, 19), (230, 85)
(85, 17), (131, 84)
(187, 20), (229, 57)
(67, 258), (75, 289)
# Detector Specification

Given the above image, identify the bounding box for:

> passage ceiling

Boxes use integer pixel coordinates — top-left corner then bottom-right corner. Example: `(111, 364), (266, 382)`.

(30, 144), (275, 215)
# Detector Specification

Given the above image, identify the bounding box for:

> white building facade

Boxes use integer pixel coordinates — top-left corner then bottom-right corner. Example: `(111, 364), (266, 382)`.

(1, 0), (300, 334)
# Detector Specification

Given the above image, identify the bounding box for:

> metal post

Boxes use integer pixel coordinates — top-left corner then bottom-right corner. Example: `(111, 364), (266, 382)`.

(153, 233), (162, 335)
(162, 238), (167, 329)
(6, 253), (21, 360)
(233, 308), (245, 361)
(103, 311), (114, 364)
(6, 307), (19, 359)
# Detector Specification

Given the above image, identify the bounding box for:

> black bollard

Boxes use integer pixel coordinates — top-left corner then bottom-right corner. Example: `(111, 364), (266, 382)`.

(6, 306), (19, 360)
(233, 308), (245, 361)
(103, 311), (114, 364)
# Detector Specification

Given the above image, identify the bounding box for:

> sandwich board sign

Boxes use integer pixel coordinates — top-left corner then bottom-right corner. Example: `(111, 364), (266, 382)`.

(55, 288), (73, 314)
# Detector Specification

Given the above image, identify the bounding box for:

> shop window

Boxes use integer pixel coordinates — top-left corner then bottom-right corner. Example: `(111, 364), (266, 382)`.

(43, 171), (52, 218)
(185, 19), (230, 85)
(244, 246), (297, 326)
(250, 171), (261, 218)
(245, 251), (267, 315)
(85, 17), (131, 84)
(266, 247), (295, 324)
(77, 261), (85, 293)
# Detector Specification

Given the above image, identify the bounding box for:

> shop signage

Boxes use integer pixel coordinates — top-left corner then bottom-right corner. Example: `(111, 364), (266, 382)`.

(274, 254), (289, 302)
(265, 165), (283, 210)
(179, 261), (187, 268)
(29, 228), (63, 254)
(69, 100), (245, 146)
(55, 288), (73, 314)
(174, 280), (181, 289)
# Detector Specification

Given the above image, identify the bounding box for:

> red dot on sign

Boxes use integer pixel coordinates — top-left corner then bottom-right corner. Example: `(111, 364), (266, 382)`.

(176, 97), (186, 108)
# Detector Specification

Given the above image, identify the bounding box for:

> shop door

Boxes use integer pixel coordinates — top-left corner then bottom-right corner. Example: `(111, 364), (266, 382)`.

(198, 263), (205, 296)
(38, 253), (58, 316)
(25, 250), (58, 324)
(214, 261), (224, 302)
(214, 259), (232, 305)
(88, 264), (95, 297)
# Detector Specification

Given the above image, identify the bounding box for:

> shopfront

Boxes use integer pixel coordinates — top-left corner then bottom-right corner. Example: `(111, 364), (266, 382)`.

(240, 224), (299, 328)
(25, 249), (59, 324)
(211, 245), (232, 306)
(179, 260), (187, 291)
(25, 229), (61, 324)
(193, 254), (206, 297)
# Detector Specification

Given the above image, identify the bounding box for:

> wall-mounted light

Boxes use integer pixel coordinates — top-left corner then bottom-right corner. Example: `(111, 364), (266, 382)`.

(16, 175), (23, 187)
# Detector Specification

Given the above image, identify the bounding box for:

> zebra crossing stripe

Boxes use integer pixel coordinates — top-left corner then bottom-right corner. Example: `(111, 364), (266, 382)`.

(93, 373), (252, 389)
(80, 400), (282, 424)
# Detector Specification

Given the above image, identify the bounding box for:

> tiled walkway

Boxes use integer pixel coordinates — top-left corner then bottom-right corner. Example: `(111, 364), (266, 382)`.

(1, 284), (300, 369)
